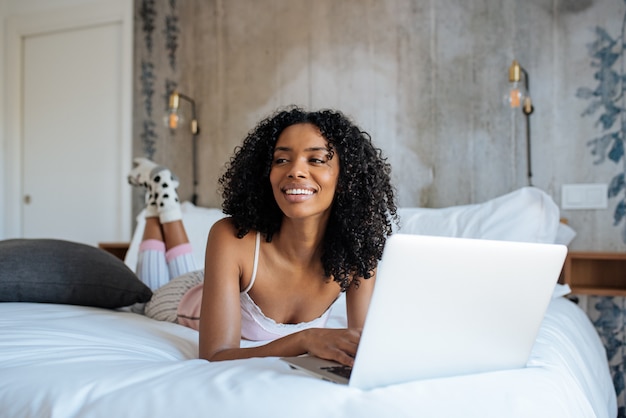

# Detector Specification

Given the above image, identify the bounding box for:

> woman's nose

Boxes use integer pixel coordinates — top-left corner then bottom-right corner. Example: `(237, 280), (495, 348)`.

(287, 159), (307, 178)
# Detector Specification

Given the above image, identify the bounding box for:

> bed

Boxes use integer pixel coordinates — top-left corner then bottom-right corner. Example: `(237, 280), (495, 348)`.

(0, 187), (617, 418)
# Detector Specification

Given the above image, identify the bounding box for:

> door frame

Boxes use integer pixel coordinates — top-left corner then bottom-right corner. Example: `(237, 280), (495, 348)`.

(3, 0), (133, 240)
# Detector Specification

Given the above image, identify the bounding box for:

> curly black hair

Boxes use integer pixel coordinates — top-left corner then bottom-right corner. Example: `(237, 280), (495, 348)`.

(218, 106), (398, 291)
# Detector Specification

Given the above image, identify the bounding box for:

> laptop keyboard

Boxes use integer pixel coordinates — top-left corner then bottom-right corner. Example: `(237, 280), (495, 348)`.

(321, 365), (352, 379)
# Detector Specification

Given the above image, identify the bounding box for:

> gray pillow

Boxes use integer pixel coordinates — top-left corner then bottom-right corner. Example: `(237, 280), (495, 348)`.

(0, 239), (152, 308)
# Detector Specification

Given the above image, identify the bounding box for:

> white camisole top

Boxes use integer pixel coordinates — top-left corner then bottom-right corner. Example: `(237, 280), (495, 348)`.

(239, 232), (333, 341)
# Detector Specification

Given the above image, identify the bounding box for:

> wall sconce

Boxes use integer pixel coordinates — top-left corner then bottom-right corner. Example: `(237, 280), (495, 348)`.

(165, 91), (200, 205)
(505, 60), (534, 186)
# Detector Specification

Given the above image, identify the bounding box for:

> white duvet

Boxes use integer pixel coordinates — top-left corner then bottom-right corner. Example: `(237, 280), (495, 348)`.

(0, 296), (616, 418)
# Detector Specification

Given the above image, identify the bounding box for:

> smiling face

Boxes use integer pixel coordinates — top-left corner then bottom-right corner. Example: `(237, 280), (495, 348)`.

(270, 123), (340, 221)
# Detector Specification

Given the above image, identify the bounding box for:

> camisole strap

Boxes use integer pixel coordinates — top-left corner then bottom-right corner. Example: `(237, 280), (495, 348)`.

(241, 231), (261, 294)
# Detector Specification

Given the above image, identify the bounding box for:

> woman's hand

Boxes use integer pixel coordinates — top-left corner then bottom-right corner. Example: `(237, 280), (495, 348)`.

(300, 328), (362, 366)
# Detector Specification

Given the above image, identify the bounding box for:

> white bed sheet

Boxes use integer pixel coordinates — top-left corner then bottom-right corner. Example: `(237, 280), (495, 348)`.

(0, 297), (616, 418)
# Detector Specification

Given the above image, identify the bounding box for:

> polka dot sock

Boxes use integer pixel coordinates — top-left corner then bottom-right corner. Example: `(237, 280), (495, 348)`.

(151, 169), (182, 223)
(128, 157), (180, 221)
(128, 157), (159, 187)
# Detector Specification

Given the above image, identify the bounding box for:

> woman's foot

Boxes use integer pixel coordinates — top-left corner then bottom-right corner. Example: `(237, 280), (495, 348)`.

(152, 169), (181, 223)
(128, 158), (181, 222)
(128, 157), (161, 187)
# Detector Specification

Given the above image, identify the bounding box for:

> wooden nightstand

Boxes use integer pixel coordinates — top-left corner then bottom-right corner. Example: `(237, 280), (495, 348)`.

(98, 242), (130, 261)
(560, 251), (626, 296)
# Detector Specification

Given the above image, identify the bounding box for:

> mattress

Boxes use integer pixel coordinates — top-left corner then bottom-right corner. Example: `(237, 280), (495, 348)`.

(0, 295), (616, 418)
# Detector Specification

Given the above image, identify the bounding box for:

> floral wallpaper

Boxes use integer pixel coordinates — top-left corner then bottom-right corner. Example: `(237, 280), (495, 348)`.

(577, 6), (626, 413)
(137, 0), (181, 160)
(577, 5), (626, 244)
(589, 296), (626, 417)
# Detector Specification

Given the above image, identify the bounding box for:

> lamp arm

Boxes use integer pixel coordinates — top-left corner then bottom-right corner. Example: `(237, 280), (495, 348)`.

(520, 66), (534, 116)
(518, 66), (533, 186)
(175, 93), (200, 134)
(170, 91), (200, 204)
(176, 92), (195, 109)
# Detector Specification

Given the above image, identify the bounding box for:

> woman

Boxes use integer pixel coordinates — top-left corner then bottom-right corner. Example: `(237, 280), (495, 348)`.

(130, 107), (397, 366)
(198, 107), (397, 366)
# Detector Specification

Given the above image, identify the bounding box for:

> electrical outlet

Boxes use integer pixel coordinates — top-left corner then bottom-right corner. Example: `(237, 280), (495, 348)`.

(561, 183), (608, 210)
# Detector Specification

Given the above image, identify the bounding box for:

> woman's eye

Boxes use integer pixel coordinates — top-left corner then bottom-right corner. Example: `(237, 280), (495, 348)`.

(310, 158), (325, 164)
(274, 158), (288, 164)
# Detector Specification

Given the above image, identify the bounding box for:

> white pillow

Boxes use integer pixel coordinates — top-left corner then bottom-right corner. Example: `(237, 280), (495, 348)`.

(397, 187), (560, 244)
(555, 222), (577, 246)
(396, 187), (571, 299)
(124, 202), (226, 272)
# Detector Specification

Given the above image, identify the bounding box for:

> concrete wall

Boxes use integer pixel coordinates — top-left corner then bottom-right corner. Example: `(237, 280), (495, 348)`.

(133, 0), (626, 252)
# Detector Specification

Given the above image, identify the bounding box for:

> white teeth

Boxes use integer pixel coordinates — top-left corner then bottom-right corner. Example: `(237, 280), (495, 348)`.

(285, 189), (314, 195)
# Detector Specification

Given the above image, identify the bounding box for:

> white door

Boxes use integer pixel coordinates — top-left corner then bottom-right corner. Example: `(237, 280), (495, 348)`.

(22, 22), (124, 246)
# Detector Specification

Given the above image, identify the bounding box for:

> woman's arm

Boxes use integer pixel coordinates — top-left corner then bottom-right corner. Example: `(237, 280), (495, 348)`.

(203, 327), (361, 365)
(345, 270), (376, 329)
(197, 219), (245, 360)
(197, 219), (360, 366)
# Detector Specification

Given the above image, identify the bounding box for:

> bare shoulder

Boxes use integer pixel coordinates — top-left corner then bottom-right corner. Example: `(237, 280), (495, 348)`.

(206, 217), (257, 253)
(208, 217), (238, 240)
(204, 217), (258, 288)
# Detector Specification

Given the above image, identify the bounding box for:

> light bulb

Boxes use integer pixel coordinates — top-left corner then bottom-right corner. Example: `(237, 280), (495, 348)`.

(164, 91), (182, 130)
(504, 60), (530, 110)
(164, 108), (184, 130)
(505, 82), (525, 109)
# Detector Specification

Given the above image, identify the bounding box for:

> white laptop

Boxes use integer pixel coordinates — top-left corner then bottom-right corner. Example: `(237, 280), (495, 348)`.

(281, 234), (567, 390)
